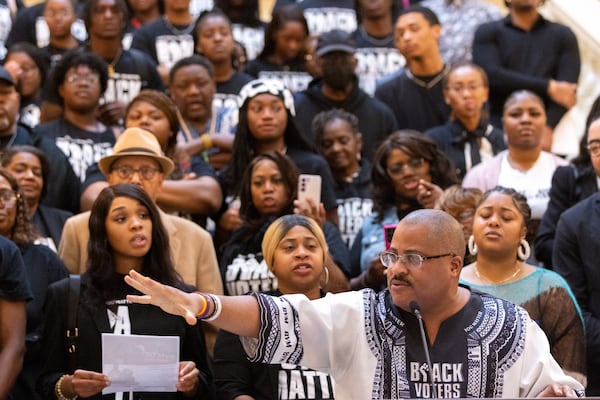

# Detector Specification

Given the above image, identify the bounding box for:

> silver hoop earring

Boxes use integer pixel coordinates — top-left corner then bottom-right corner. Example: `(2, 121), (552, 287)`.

(517, 239), (531, 261)
(468, 235), (478, 256)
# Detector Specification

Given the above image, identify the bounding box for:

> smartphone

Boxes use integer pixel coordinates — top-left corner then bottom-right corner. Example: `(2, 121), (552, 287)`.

(384, 224), (397, 250)
(298, 174), (322, 207)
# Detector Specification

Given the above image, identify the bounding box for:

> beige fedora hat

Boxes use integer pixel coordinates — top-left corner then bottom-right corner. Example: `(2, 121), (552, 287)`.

(98, 127), (175, 176)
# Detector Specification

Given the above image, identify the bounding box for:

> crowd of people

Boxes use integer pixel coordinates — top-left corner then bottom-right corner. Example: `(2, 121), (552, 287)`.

(0, 0), (596, 399)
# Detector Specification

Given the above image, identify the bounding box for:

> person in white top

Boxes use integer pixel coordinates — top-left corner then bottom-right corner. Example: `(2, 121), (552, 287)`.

(462, 90), (567, 259)
(123, 209), (583, 399)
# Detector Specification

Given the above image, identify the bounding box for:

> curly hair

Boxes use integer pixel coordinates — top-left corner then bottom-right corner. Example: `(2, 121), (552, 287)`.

(238, 152), (299, 224)
(371, 130), (458, 222)
(53, 49), (109, 98)
(436, 185), (482, 217)
(0, 168), (38, 247)
(85, 184), (185, 307)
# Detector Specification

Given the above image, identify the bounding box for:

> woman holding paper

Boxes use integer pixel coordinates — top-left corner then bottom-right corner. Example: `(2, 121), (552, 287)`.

(37, 184), (215, 400)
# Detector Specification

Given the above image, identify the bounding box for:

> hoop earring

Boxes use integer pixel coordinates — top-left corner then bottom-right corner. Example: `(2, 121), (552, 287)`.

(468, 235), (478, 256)
(322, 266), (330, 288)
(517, 239), (531, 261)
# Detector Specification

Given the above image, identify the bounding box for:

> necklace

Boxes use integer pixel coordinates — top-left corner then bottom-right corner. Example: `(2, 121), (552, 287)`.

(106, 48), (123, 75)
(405, 63), (450, 89)
(474, 263), (522, 285)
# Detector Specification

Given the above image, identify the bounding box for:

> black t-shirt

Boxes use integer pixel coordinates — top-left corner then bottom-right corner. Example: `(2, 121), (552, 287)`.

(130, 16), (195, 70)
(375, 68), (451, 132)
(102, 48), (165, 103)
(217, 71), (253, 96)
(34, 119), (115, 182)
(212, 71), (253, 133)
(244, 58), (311, 93)
(43, 48), (164, 106)
(333, 160), (373, 248)
(351, 27), (405, 96)
(274, 0), (357, 34)
(220, 218), (350, 296)
(0, 236), (32, 302)
(286, 147), (338, 212)
(12, 125), (81, 213)
(6, 2), (87, 49)
(232, 23), (265, 62)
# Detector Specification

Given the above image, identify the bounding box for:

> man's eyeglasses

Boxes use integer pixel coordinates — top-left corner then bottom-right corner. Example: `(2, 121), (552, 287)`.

(379, 251), (456, 269)
(65, 74), (100, 86)
(386, 157), (424, 178)
(0, 189), (17, 208)
(112, 166), (161, 180)
(587, 142), (600, 157)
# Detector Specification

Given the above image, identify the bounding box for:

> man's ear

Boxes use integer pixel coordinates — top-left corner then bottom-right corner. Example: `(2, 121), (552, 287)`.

(450, 255), (463, 276)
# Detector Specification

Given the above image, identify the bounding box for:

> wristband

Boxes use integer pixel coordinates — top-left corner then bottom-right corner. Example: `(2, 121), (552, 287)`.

(194, 292), (210, 319)
(203, 294), (222, 322)
(55, 374), (78, 400)
(200, 134), (213, 150)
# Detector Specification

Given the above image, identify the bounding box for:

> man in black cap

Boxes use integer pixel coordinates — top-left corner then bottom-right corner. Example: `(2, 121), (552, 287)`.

(293, 28), (398, 161)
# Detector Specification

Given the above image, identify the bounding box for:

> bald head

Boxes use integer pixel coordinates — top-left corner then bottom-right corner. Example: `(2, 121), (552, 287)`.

(399, 209), (466, 261)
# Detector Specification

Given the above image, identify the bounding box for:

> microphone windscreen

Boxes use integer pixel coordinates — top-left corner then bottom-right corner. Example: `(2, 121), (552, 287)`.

(409, 300), (420, 314)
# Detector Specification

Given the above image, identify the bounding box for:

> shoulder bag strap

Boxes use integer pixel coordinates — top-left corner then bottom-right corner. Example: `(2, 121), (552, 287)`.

(66, 274), (80, 373)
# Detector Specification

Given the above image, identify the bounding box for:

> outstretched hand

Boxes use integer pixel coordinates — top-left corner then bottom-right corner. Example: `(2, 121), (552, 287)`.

(537, 383), (579, 398)
(124, 270), (200, 325)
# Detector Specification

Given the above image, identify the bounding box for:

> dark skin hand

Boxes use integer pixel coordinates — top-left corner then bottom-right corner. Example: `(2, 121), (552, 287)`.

(97, 101), (127, 127)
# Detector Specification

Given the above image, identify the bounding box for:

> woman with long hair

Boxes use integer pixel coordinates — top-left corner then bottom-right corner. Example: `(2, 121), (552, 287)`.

(0, 168), (68, 400)
(220, 152), (349, 296)
(214, 214), (337, 399)
(460, 186), (585, 384)
(350, 130), (458, 290)
(216, 78), (338, 247)
(38, 184), (215, 399)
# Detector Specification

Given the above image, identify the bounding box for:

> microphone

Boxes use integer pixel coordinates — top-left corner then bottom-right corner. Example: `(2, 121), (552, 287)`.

(409, 300), (437, 399)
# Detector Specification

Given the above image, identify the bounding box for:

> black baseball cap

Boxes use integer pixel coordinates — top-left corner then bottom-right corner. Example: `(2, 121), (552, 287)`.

(0, 66), (15, 86)
(316, 29), (356, 57)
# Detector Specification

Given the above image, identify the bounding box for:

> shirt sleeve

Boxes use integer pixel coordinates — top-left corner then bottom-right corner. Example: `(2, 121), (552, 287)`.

(0, 239), (32, 302)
